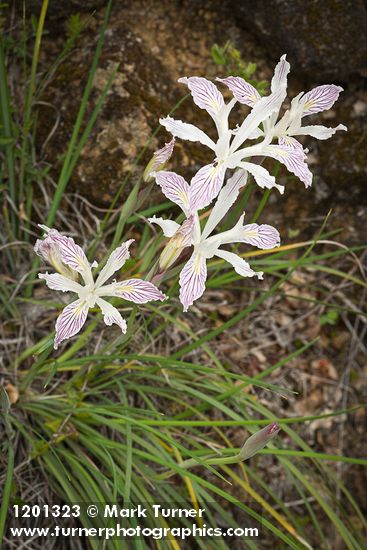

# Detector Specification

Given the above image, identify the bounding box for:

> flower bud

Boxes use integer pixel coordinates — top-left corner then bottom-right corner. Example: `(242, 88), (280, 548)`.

(238, 422), (280, 461)
(143, 138), (175, 182)
(34, 227), (79, 281)
(159, 237), (186, 270)
(158, 215), (194, 270)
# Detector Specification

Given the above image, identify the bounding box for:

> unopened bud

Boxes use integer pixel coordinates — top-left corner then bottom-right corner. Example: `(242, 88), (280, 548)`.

(143, 138), (175, 182)
(158, 215), (195, 270)
(34, 226), (78, 281)
(239, 422), (280, 461)
(159, 235), (186, 270)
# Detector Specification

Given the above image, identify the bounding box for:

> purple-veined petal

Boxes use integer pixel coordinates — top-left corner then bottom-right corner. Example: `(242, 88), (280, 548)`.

(215, 249), (263, 279)
(216, 76), (261, 107)
(54, 299), (89, 349)
(293, 123), (347, 140)
(38, 272), (84, 294)
(48, 230), (93, 285)
(302, 85), (344, 116)
(230, 88), (285, 152)
(144, 138), (175, 181)
(179, 253), (207, 311)
(95, 297), (127, 333)
(271, 54), (290, 93)
(264, 144), (313, 188)
(279, 135), (303, 149)
(202, 169), (248, 240)
(95, 239), (134, 288)
(209, 214), (280, 250)
(154, 171), (190, 213)
(189, 162), (227, 211)
(159, 116), (216, 150)
(178, 76), (224, 118)
(34, 229), (79, 281)
(100, 279), (167, 304)
(240, 162), (285, 194)
(177, 215), (196, 245)
(152, 137), (175, 165)
(241, 223), (280, 249)
(262, 55), (289, 136)
(148, 216), (180, 237)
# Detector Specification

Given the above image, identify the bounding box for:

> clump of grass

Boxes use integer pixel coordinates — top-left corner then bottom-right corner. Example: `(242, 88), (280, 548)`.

(0, 6), (366, 550)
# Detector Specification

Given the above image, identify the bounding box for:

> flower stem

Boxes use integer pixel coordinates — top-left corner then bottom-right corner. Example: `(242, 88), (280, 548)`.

(251, 188), (271, 223)
(19, 0), (49, 207)
(157, 452), (242, 480)
(251, 161), (281, 223)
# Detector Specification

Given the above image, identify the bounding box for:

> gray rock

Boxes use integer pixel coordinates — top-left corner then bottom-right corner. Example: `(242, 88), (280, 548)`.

(30, 0), (364, 210)
(36, 0), (267, 204)
(233, 0), (367, 81)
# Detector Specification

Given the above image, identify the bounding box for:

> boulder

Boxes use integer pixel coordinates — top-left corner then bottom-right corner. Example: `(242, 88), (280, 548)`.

(36, 0), (268, 204)
(232, 0), (367, 81)
(29, 0), (365, 215)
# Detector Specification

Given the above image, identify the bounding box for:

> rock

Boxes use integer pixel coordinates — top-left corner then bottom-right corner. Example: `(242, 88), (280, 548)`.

(27, 0), (366, 217)
(38, 21), (176, 204)
(36, 0), (269, 204)
(316, 90), (367, 209)
(232, 0), (367, 81)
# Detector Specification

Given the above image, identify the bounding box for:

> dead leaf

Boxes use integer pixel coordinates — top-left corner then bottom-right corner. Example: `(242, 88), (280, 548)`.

(4, 383), (19, 405)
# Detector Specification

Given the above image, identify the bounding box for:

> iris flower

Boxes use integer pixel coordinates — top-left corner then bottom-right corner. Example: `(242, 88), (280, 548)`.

(35, 226), (167, 348)
(149, 169), (280, 311)
(160, 55), (346, 209)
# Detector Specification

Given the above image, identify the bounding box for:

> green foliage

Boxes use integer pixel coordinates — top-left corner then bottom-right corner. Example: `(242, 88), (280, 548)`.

(319, 308), (339, 326)
(0, 387), (15, 547)
(66, 12), (84, 40)
(0, 1), (95, 245)
(0, 3), (9, 33)
(211, 41), (268, 95)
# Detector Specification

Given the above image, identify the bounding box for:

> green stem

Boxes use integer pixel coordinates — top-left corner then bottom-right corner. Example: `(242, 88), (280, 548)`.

(179, 453), (240, 468)
(0, 388), (15, 547)
(0, 41), (17, 236)
(0, 443), (14, 547)
(228, 180), (254, 229)
(158, 445), (367, 481)
(18, 0), (49, 204)
(158, 452), (241, 480)
(251, 188), (271, 223)
(251, 161), (281, 223)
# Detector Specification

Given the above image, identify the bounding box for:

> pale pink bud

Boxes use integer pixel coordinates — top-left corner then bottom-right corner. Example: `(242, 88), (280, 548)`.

(34, 228), (78, 281)
(239, 422), (280, 461)
(143, 138), (175, 182)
